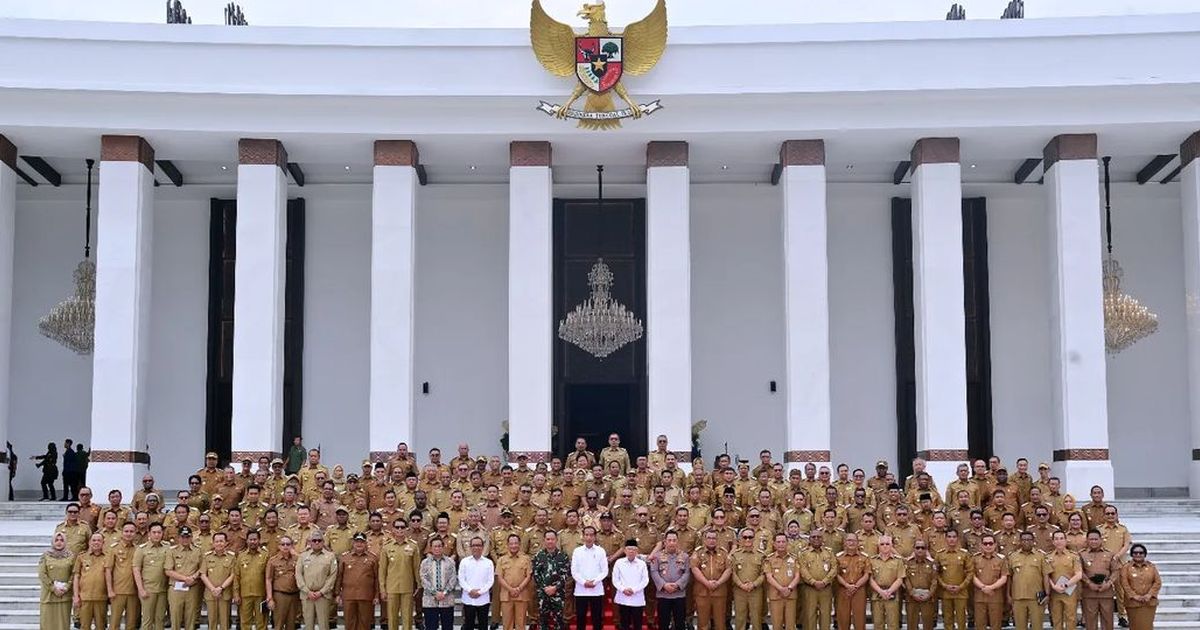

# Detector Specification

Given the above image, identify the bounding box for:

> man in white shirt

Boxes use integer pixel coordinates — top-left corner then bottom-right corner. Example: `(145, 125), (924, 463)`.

(613, 538), (650, 630)
(459, 535), (496, 630)
(571, 526), (609, 630)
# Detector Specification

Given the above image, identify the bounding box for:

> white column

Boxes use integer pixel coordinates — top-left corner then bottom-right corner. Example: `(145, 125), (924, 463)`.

(910, 137), (969, 489)
(1043, 133), (1114, 498)
(779, 140), (832, 470)
(1183, 132), (1200, 498)
(0, 139), (17, 498)
(89, 135), (156, 498)
(507, 141), (553, 462)
(646, 141), (693, 461)
(231, 139), (288, 461)
(369, 140), (419, 462)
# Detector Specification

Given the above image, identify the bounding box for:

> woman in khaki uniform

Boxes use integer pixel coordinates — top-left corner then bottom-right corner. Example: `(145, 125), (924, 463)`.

(38, 532), (74, 630)
(1120, 544), (1160, 630)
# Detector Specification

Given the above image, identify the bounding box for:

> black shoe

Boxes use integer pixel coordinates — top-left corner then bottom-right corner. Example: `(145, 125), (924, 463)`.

(1119, 618), (1129, 628)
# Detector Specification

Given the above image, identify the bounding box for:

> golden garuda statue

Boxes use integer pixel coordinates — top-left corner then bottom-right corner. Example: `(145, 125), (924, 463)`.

(531, 0), (667, 130)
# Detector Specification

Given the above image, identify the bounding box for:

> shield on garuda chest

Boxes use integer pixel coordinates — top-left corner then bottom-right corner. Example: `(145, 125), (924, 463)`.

(575, 36), (623, 92)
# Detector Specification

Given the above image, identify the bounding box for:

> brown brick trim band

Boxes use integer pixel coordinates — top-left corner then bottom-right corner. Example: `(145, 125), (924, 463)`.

(779, 140), (825, 167)
(1052, 448), (1110, 462)
(784, 450), (831, 463)
(1182, 132), (1200, 169)
(510, 142), (552, 167)
(100, 135), (155, 172)
(647, 141), (688, 168)
(0, 135), (15, 171)
(917, 449), (970, 461)
(369, 451), (415, 463)
(374, 140), (419, 167)
(230, 451), (280, 463)
(90, 450), (151, 465)
(911, 137), (960, 167)
(238, 138), (288, 169)
(508, 451), (552, 463)
(1043, 134), (1097, 170)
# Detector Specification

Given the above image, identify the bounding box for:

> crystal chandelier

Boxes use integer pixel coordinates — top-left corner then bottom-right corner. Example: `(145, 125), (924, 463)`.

(38, 159), (96, 355)
(557, 165), (644, 359)
(1100, 156), (1157, 354)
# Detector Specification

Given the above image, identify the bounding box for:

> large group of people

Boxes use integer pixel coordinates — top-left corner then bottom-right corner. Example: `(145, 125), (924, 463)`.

(37, 434), (1161, 630)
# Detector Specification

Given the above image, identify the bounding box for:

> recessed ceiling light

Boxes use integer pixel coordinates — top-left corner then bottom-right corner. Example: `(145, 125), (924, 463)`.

(970, 164), (977, 169)
(721, 165), (728, 170)
(845, 164), (854, 170)
(344, 165), (351, 171)
(469, 165), (477, 171)
(220, 165), (228, 171)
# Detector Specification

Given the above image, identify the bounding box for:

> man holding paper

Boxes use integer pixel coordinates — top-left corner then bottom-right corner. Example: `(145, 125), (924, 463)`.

(1044, 531), (1083, 630)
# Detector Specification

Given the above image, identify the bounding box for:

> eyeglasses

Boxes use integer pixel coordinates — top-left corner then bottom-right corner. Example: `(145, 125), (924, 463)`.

(982, 541), (994, 545)
(1131, 550), (1146, 555)
(741, 535), (754, 540)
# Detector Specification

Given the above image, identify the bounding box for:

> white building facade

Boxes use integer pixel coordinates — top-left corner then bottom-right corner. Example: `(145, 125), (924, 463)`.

(0, 14), (1198, 500)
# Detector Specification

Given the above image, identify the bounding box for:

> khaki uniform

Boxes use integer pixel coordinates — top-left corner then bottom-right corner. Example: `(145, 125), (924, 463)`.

(1080, 548), (1120, 630)
(325, 525), (355, 557)
(75, 550), (109, 629)
(765, 552), (799, 630)
(107, 540), (140, 630)
(869, 555), (905, 630)
(267, 553), (301, 630)
(834, 551), (870, 630)
(798, 547), (837, 630)
(165, 544), (204, 630)
(380, 539), (422, 630)
(936, 547), (974, 630)
(729, 548), (765, 630)
(234, 548), (269, 629)
(691, 547), (731, 630)
(200, 550), (236, 630)
(1120, 562), (1161, 630)
(599, 447), (631, 475)
(338, 549), (381, 630)
(972, 553), (1008, 630)
(56, 521), (92, 554)
(1007, 549), (1045, 630)
(497, 553), (534, 630)
(39, 550), (75, 630)
(903, 557), (939, 630)
(1044, 549), (1083, 630)
(297, 549), (338, 629)
(886, 523), (922, 558)
(133, 542), (170, 629)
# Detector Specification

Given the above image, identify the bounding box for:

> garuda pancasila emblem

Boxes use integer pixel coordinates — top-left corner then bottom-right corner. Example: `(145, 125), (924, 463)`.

(531, 0), (667, 130)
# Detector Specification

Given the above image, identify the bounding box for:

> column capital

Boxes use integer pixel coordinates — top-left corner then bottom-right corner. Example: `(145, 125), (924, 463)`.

(238, 138), (288, 169)
(1042, 134), (1097, 170)
(0, 134), (15, 171)
(101, 135), (155, 172)
(910, 137), (960, 167)
(647, 141), (688, 167)
(1181, 131), (1200, 168)
(374, 140), (419, 166)
(510, 141), (552, 167)
(779, 140), (825, 167)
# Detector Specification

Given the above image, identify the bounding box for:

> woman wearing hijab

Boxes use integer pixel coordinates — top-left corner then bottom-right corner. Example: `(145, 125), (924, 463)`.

(32, 442), (59, 501)
(38, 531), (74, 629)
(1121, 543), (1161, 630)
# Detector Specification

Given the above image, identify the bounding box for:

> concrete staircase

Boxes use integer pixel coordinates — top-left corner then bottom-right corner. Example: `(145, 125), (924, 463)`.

(0, 500), (1194, 628)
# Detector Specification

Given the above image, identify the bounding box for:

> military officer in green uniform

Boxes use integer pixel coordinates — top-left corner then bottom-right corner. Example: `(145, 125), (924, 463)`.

(533, 530), (570, 630)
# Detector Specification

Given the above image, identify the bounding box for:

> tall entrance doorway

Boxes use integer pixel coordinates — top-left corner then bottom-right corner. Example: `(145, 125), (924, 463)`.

(553, 197), (648, 459)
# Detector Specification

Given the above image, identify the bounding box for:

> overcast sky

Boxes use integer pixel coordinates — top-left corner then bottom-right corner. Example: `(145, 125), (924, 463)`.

(0, 0), (1196, 28)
